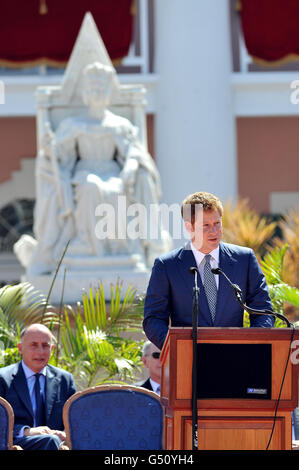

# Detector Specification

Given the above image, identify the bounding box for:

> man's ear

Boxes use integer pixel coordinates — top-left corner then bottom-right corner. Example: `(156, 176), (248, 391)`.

(184, 220), (193, 235)
(141, 356), (147, 367)
(17, 342), (22, 354)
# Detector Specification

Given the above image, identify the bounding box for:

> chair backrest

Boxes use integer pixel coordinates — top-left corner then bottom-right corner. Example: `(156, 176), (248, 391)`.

(63, 385), (163, 450)
(0, 397), (14, 450)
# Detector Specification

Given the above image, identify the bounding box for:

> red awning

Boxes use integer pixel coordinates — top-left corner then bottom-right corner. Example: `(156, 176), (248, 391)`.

(240, 0), (299, 65)
(0, 0), (135, 67)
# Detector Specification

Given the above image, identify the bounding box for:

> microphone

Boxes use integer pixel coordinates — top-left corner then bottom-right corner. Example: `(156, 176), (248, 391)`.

(189, 266), (200, 296)
(189, 266), (199, 280)
(189, 267), (198, 274)
(189, 267), (200, 303)
(211, 267), (242, 303)
(211, 267), (292, 328)
(189, 266), (200, 317)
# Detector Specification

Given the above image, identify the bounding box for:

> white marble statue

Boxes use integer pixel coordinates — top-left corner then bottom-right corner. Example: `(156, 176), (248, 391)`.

(24, 62), (170, 276)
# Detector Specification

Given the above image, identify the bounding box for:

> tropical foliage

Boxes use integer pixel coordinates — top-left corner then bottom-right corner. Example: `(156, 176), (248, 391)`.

(259, 243), (299, 327)
(0, 282), (57, 348)
(55, 283), (145, 388)
(221, 199), (299, 327)
(0, 280), (145, 390)
(242, 243), (298, 328)
(272, 211), (299, 288)
(222, 199), (277, 260)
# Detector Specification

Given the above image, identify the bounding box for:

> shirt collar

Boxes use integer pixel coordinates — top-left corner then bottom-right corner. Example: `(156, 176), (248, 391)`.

(21, 360), (47, 379)
(149, 378), (160, 394)
(191, 243), (220, 265)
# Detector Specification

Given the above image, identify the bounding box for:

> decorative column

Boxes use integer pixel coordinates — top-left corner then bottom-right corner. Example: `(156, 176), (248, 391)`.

(153, 0), (237, 211)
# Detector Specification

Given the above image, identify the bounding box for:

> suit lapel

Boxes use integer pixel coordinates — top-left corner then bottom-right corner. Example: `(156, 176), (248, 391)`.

(12, 362), (34, 419)
(143, 378), (153, 391)
(45, 366), (60, 422)
(177, 243), (197, 292)
(177, 243), (213, 326)
(214, 242), (238, 323)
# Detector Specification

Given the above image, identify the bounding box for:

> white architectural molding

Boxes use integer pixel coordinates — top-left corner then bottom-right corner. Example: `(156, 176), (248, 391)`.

(232, 72), (299, 117)
(0, 74), (158, 117)
(3, 71), (299, 119)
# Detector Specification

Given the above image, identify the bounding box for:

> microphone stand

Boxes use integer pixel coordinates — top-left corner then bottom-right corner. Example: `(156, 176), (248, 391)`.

(211, 267), (292, 328)
(190, 267), (199, 451)
(211, 266), (295, 450)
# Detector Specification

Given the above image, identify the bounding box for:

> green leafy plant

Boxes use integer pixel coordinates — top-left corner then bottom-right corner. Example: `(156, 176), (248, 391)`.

(242, 244), (299, 328)
(56, 282), (144, 389)
(259, 243), (299, 327)
(80, 282), (140, 333)
(0, 282), (58, 350)
(272, 211), (299, 288)
(0, 347), (20, 367)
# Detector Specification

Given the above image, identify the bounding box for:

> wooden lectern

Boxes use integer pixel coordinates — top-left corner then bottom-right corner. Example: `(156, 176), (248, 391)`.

(160, 327), (299, 450)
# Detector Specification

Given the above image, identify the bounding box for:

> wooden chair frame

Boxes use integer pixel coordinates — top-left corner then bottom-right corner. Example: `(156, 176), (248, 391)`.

(0, 396), (22, 450)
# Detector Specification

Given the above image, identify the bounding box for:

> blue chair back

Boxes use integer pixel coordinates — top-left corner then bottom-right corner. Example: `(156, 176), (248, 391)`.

(0, 397), (13, 450)
(63, 385), (163, 450)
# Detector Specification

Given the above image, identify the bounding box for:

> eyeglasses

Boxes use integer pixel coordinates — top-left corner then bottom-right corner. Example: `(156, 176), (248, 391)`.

(151, 352), (160, 359)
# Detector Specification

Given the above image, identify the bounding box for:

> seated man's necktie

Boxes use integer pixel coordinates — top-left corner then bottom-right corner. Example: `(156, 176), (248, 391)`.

(34, 373), (46, 426)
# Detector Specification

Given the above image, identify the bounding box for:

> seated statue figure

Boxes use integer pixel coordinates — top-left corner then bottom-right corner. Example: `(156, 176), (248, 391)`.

(25, 62), (170, 275)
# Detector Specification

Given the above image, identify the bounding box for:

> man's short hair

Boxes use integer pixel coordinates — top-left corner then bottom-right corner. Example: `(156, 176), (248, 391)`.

(181, 191), (223, 224)
(142, 340), (153, 357)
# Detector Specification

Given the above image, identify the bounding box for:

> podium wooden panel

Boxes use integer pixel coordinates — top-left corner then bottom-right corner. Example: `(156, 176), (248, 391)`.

(160, 327), (299, 450)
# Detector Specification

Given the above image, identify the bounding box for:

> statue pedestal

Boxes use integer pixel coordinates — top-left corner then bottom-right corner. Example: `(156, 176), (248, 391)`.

(23, 254), (150, 304)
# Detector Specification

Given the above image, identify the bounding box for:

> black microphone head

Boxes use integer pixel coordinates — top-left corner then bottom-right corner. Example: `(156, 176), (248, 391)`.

(189, 266), (198, 274)
(211, 267), (221, 275)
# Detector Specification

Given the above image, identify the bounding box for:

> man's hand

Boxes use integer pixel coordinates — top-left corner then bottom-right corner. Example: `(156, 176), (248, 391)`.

(23, 427), (66, 441)
(52, 430), (66, 441)
(24, 426), (53, 436)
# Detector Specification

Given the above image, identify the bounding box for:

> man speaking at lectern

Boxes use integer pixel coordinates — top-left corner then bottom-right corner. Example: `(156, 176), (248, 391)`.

(143, 191), (274, 350)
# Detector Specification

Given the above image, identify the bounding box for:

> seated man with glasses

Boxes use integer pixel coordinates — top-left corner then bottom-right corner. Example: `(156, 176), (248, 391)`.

(137, 340), (161, 395)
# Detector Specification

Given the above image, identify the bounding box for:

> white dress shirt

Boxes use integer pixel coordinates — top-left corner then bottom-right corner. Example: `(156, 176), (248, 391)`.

(149, 378), (160, 395)
(190, 243), (220, 289)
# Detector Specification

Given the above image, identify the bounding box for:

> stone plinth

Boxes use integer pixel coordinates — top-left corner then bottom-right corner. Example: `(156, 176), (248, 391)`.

(23, 254), (150, 305)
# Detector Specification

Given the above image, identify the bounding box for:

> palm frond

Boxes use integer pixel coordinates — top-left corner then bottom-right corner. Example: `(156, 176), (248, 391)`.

(260, 244), (289, 285)
(222, 199), (277, 257)
(273, 284), (299, 309)
(57, 282), (144, 389)
(0, 282), (58, 348)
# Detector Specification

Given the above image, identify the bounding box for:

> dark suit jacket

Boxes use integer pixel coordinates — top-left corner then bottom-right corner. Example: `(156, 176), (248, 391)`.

(0, 362), (76, 438)
(143, 242), (274, 350)
(139, 378), (153, 392)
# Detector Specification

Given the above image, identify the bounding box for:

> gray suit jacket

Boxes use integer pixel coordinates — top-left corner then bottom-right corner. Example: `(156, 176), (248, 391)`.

(0, 362), (76, 438)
